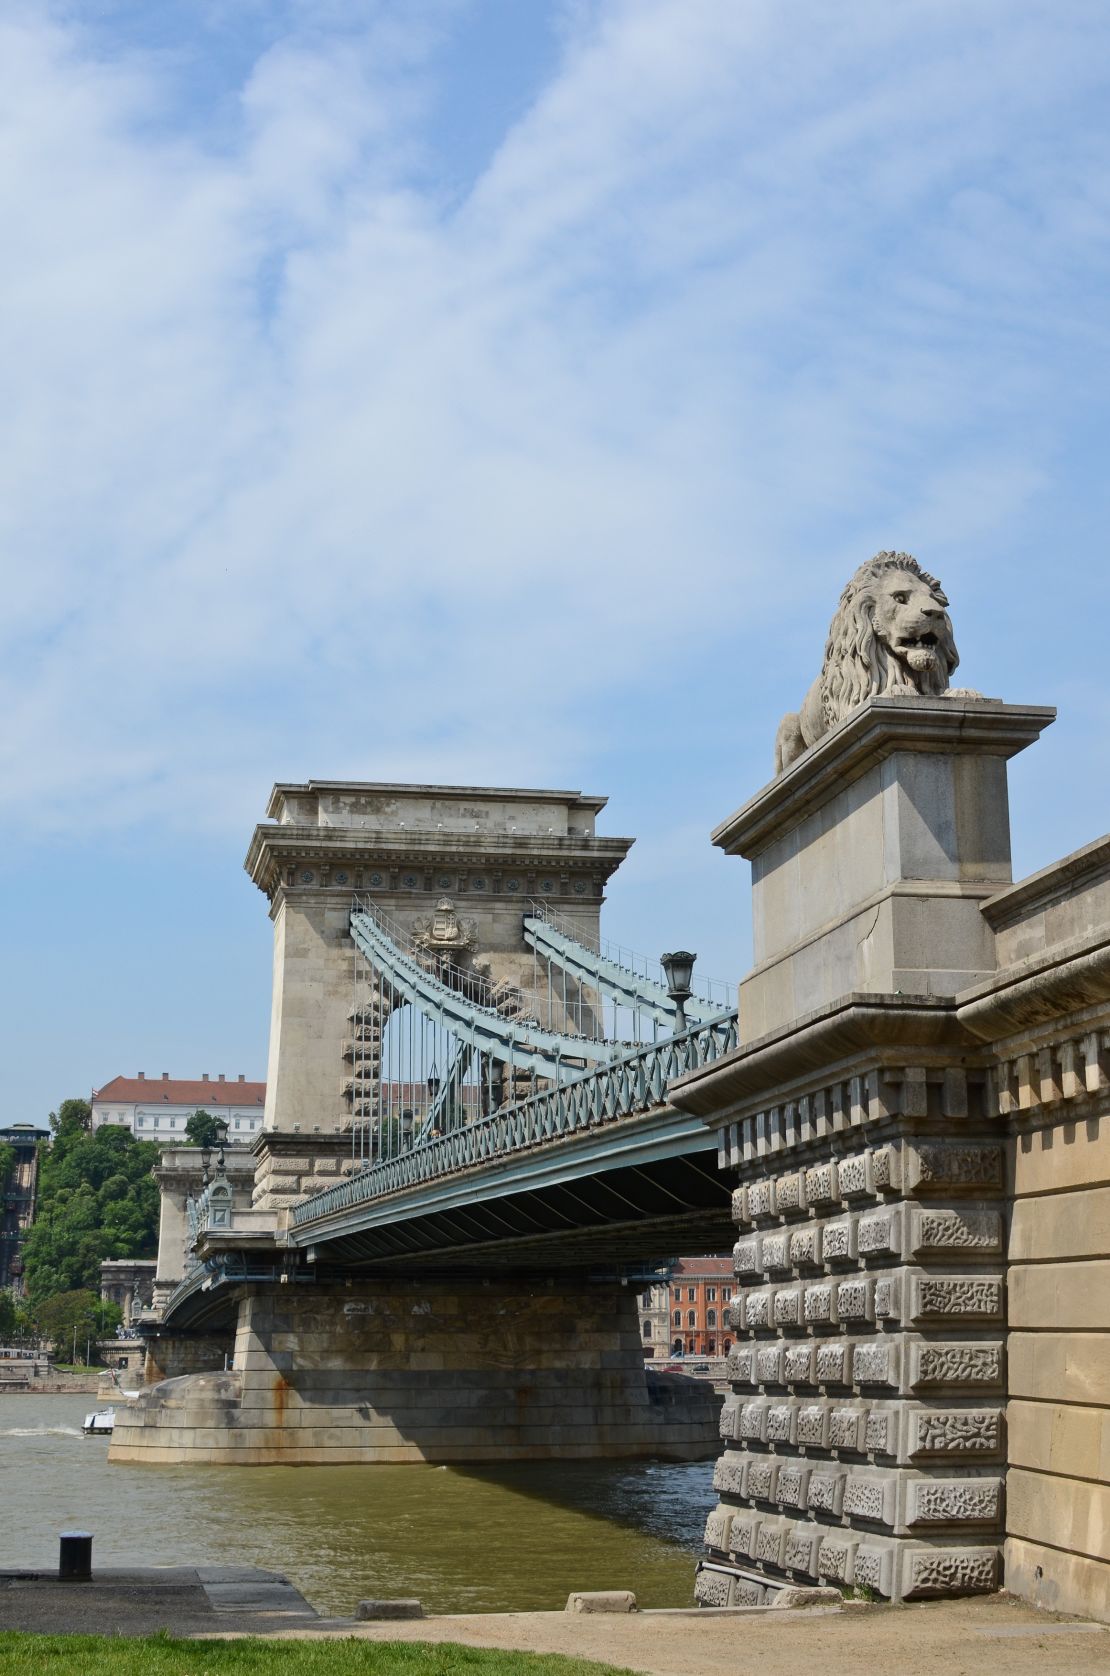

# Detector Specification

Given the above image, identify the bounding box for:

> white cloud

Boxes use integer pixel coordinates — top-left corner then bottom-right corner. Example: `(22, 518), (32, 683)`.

(1, 0), (1107, 837)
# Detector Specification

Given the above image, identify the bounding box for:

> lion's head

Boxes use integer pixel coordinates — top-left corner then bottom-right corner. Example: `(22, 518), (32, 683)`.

(821, 551), (959, 726)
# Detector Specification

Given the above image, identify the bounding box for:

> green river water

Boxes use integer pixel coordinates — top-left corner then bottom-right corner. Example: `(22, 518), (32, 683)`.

(0, 1394), (716, 1616)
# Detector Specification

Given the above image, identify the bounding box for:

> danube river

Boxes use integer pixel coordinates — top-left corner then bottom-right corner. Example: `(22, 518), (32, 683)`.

(1, 1394), (715, 1615)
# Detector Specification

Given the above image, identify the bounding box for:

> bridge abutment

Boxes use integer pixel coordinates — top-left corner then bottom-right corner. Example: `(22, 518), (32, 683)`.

(112, 1277), (719, 1464)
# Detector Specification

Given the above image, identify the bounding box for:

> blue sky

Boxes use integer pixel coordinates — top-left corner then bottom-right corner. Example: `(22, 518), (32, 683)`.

(2, 0), (1108, 1121)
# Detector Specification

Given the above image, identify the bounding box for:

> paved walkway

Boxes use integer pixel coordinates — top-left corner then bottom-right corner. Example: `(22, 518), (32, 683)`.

(280, 1593), (1110, 1676)
(0, 1566), (335, 1637)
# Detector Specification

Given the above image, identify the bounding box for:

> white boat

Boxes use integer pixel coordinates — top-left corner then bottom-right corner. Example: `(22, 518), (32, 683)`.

(83, 1408), (115, 1435)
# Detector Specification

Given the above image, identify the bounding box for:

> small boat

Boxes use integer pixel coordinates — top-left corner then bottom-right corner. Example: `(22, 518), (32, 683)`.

(82, 1408), (115, 1436)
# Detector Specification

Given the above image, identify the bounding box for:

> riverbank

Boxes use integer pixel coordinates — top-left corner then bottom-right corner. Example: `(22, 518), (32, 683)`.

(0, 1588), (1106, 1676)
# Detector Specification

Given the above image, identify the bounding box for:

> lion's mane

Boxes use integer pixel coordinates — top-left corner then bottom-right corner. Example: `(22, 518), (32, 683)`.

(820, 550), (959, 727)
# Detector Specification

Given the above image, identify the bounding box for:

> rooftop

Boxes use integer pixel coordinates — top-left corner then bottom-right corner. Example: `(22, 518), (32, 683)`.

(93, 1075), (265, 1107)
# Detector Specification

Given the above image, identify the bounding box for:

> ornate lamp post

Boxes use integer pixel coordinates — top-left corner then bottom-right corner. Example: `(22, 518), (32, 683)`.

(661, 950), (696, 1035)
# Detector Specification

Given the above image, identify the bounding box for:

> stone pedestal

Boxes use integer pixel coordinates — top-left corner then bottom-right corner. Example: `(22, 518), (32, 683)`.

(713, 699), (1053, 1042)
(249, 1129), (357, 1212)
(673, 698), (1057, 1606)
(110, 1278), (721, 1465)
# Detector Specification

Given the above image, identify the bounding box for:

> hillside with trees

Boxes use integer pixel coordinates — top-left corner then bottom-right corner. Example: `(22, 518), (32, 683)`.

(20, 1098), (160, 1306)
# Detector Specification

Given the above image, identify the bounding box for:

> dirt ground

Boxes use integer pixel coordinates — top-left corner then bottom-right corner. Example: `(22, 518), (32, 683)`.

(270, 1593), (1110, 1676)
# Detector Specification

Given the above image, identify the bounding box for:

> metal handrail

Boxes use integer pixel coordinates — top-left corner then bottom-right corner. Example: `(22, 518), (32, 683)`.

(291, 1010), (739, 1227)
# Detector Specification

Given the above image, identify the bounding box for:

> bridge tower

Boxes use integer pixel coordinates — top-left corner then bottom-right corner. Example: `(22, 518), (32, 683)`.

(244, 781), (633, 1137)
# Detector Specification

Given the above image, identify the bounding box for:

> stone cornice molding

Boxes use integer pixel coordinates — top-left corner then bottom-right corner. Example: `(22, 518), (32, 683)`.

(669, 993), (975, 1125)
(956, 929), (1110, 1042)
(244, 824), (633, 895)
(266, 779), (609, 819)
(713, 697), (1056, 859)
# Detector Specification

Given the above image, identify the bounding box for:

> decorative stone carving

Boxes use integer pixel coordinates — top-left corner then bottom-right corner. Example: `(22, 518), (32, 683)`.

(789, 1226), (819, 1267)
(766, 1403), (795, 1443)
(817, 1537), (856, 1583)
(704, 1508), (733, 1550)
(694, 1568), (734, 1607)
(807, 1470), (845, 1515)
(910, 1342), (1004, 1390)
(804, 1162), (837, 1205)
(852, 1545), (892, 1598)
(773, 1287), (802, 1327)
(829, 1407), (864, 1450)
(756, 1523), (786, 1566)
(804, 1284), (836, 1325)
(910, 1409), (1003, 1457)
(744, 1290), (773, 1329)
(727, 1346), (755, 1385)
(903, 1547), (998, 1598)
(783, 1344), (814, 1385)
(733, 1578), (768, 1606)
(756, 1344), (784, 1383)
(911, 1206), (1002, 1255)
(843, 1476), (889, 1523)
(745, 1458), (778, 1501)
(774, 553), (963, 772)
(733, 1238), (760, 1276)
(838, 1154), (870, 1198)
(784, 1527), (822, 1575)
(411, 898), (477, 955)
(713, 1452), (746, 1496)
(797, 1405), (830, 1448)
(852, 1340), (897, 1386)
(728, 1515), (760, 1558)
(761, 1232), (789, 1270)
(835, 1279), (873, 1322)
(776, 1465), (809, 1508)
(910, 1275), (1004, 1323)
(815, 1342), (849, 1384)
(905, 1144), (1003, 1192)
(908, 1479), (1002, 1525)
(821, 1219), (856, 1262)
(864, 1409), (896, 1455)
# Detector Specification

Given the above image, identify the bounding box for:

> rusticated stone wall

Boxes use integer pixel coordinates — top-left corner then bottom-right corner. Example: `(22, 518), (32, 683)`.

(696, 1083), (1007, 1605)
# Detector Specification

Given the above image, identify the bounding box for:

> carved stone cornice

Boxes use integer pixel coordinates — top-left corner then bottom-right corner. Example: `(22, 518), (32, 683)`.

(243, 824), (632, 899)
(712, 697), (1055, 859)
(670, 993), (977, 1126)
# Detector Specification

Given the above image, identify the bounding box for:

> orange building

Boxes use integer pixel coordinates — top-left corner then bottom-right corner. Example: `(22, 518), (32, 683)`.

(666, 1255), (734, 1357)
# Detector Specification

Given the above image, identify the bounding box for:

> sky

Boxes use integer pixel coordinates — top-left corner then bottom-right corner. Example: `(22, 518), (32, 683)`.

(2, 0), (1109, 1122)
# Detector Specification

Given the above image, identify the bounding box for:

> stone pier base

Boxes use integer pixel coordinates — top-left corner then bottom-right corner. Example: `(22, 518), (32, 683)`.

(110, 1278), (721, 1465)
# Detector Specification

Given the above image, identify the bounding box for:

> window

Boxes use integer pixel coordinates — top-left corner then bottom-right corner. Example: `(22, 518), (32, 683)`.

(235, 1119), (241, 1129)
(687, 1287), (695, 1301)
(673, 1288), (681, 1302)
(642, 1320), (651, 1339)
(723, 1340), (732, 1354)
(706, 1338), (716, 1354)
(706, 1286), (716, 1301)
(687, 1310), (696, 1327)
(707, 1309), (717, 1328)
(169, 1119), (176, 1128)
(673, 1310), (681, 1326)
(723, 1286), (732, 1302)
(641, 1292), (651, 1307)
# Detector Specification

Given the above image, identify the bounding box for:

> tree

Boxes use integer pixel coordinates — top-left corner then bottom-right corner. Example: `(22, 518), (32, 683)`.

(22, 1099), (160, 1305)
(184, 1109), (222, 1148)
(36, 1289), (122, 1362)
(0, 1141), (14, 1189)
(0, 1290), (16, 1339)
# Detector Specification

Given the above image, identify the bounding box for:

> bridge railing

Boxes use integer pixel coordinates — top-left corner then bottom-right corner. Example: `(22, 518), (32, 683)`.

(291, 1010), (739, 1228)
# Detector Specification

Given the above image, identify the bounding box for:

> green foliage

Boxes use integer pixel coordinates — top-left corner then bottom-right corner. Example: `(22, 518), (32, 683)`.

(34, 1289), (122, 1358)
(0, 1289), (16, 1338)
(0, 1140), (14, 1188)
(22, 1099), (160, 1305)
(184, 1108), (223, 1148)
(0, 1636), (633, 1676)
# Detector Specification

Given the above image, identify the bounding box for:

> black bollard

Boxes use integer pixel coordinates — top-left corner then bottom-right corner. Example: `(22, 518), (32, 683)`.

(58, 1531), (93, 1581)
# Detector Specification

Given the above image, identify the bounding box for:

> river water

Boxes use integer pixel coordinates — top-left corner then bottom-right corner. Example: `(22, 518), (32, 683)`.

(0, 1395), (715, 1615)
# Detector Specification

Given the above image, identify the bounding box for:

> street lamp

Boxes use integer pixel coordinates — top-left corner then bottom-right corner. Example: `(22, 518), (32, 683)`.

(661, 950), (696, 1035)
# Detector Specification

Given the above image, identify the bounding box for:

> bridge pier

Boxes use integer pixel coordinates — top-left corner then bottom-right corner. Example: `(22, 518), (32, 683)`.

(111, 1277), (720, 1464)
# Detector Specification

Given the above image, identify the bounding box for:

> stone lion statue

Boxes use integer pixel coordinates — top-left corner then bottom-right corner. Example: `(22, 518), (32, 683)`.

(774, 551), (973, 774)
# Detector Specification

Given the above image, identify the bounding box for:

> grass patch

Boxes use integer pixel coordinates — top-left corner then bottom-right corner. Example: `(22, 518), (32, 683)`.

(0, 1633), (637, 1676)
